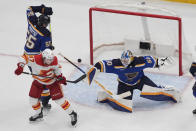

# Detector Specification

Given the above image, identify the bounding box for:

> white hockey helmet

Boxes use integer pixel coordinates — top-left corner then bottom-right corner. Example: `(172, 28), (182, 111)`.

(42, 49), (54, 65)
(121, 50), (134, 67)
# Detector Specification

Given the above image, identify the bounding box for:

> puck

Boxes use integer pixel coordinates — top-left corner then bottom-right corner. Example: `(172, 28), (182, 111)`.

(77, 58), (82, 63)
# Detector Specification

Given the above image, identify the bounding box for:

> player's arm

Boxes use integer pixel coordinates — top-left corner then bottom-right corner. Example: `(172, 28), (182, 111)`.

(190, 62), (196, 77)
(134, 56), (157, 68)
(53, 57), (67, 85)
(87, 60), (117, 85)
(29, 5), (53, 15)
(139, 56), (172, 69)
(14, 54), (30, 75)
(26, 7), (38, 25)
(94, 61), (105, 72)
(27, 5), (53, 25)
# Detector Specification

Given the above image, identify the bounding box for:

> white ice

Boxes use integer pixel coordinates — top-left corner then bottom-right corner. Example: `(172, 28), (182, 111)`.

(0, 0), (196, 131)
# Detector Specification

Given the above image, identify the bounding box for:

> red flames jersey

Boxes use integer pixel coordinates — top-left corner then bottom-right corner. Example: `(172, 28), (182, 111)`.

(20, 54), (62, 85)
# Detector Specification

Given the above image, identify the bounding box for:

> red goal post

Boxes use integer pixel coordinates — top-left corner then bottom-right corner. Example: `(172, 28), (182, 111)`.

(89, 5), (189, 76)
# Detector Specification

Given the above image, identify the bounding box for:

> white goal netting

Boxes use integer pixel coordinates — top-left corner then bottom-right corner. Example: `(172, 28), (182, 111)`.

(89, 3), (193, 75)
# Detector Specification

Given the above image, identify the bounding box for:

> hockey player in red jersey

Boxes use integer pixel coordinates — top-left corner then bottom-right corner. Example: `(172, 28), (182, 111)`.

(14, 49), (77, 126)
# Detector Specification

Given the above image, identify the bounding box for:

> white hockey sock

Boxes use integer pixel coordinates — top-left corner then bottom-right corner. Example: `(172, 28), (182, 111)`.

(54, 98), (74, 114)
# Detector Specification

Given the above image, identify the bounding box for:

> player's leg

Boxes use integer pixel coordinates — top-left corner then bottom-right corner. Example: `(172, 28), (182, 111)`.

(192, 82), (196, 114)
(48, 82), (78, 126)
(98, 81), (133, 113)
(27, 64), (52, 110)
(40, 88), (51, 110)
(29, 80), (44, 122)
(140, 75), (181, 103)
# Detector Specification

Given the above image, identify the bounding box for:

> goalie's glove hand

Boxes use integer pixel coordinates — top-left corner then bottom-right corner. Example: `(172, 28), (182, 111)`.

(157, 57), (173, 68)
(56, 74), (67, 85)
(15, 62), (25, 75)
(41, 4), (53, 15)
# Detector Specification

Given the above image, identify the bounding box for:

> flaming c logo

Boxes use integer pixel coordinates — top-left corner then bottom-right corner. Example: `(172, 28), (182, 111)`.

(39, 69), (54, 77)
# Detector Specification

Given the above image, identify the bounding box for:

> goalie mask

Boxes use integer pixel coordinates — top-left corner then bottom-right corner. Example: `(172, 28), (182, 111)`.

(121, 50), (134, 67)
(42, 49), (54, 65)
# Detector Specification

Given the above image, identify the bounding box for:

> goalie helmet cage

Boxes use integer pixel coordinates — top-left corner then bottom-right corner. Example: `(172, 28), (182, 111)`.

(89, 4), (192, 76)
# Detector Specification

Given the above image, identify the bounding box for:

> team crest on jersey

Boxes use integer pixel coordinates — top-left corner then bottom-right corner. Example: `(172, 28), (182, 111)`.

(106, 60), (112, 66)
(125, 72), (139, 81)
(29, 57), (34, 62)
(146, 57), (152, 63)
(40, 69), (54, 77)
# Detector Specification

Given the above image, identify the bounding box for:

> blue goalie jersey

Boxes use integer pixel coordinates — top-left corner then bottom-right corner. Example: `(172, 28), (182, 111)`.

(95, 56), (157, 86)
(24, 7), (52, 55)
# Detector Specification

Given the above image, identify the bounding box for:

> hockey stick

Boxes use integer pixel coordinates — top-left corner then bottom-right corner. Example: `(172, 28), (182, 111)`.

(22, 72), (85, 84)
(58, 53), (86, 74)
(49, 20), (55, 50)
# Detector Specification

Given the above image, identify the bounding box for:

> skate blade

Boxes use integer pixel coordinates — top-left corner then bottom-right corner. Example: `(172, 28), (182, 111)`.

(29, 118), (44, 124)
(70, 115), (79, 128)
(69, 123), (77, 128)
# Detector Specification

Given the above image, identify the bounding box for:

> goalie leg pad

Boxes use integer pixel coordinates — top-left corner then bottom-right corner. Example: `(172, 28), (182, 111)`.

(97, 91), (112, 102)
(140, 85), (181, 103)
(105, 98), (132, 113)
(97, 91), (133, 113)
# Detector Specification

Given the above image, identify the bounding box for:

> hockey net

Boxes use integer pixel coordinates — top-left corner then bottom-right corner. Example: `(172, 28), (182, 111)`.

(89, 3), (193, 76)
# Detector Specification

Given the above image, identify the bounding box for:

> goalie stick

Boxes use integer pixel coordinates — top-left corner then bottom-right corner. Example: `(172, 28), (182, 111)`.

(22, 72), (85, 84)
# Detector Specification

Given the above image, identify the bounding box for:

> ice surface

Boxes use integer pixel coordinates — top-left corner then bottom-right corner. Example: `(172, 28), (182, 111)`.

(0, 0), (196, 131)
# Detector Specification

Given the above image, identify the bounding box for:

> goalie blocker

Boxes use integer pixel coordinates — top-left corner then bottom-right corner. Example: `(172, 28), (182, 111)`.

(87, 50), (180, 113)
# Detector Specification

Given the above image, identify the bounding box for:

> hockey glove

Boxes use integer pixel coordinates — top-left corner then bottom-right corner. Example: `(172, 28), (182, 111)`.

(15, 62), (25, 75)
(56, 74), (67, 85)
(157, 57), (173, 68)
(41, 4), (53, 15)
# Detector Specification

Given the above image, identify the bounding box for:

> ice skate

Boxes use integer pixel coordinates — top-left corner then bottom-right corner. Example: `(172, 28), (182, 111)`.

(29, 108), (43, 122)
(162, 86), (181, 103)
(69, 111), (78, 126)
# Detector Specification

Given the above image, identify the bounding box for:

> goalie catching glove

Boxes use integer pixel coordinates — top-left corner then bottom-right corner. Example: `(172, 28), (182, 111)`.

(156, 57), (173, 68)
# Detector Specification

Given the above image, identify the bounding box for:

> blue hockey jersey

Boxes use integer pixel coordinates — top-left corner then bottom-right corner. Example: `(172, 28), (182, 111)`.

(95, 56), (157, 86)
(24, 7), (52, 55)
